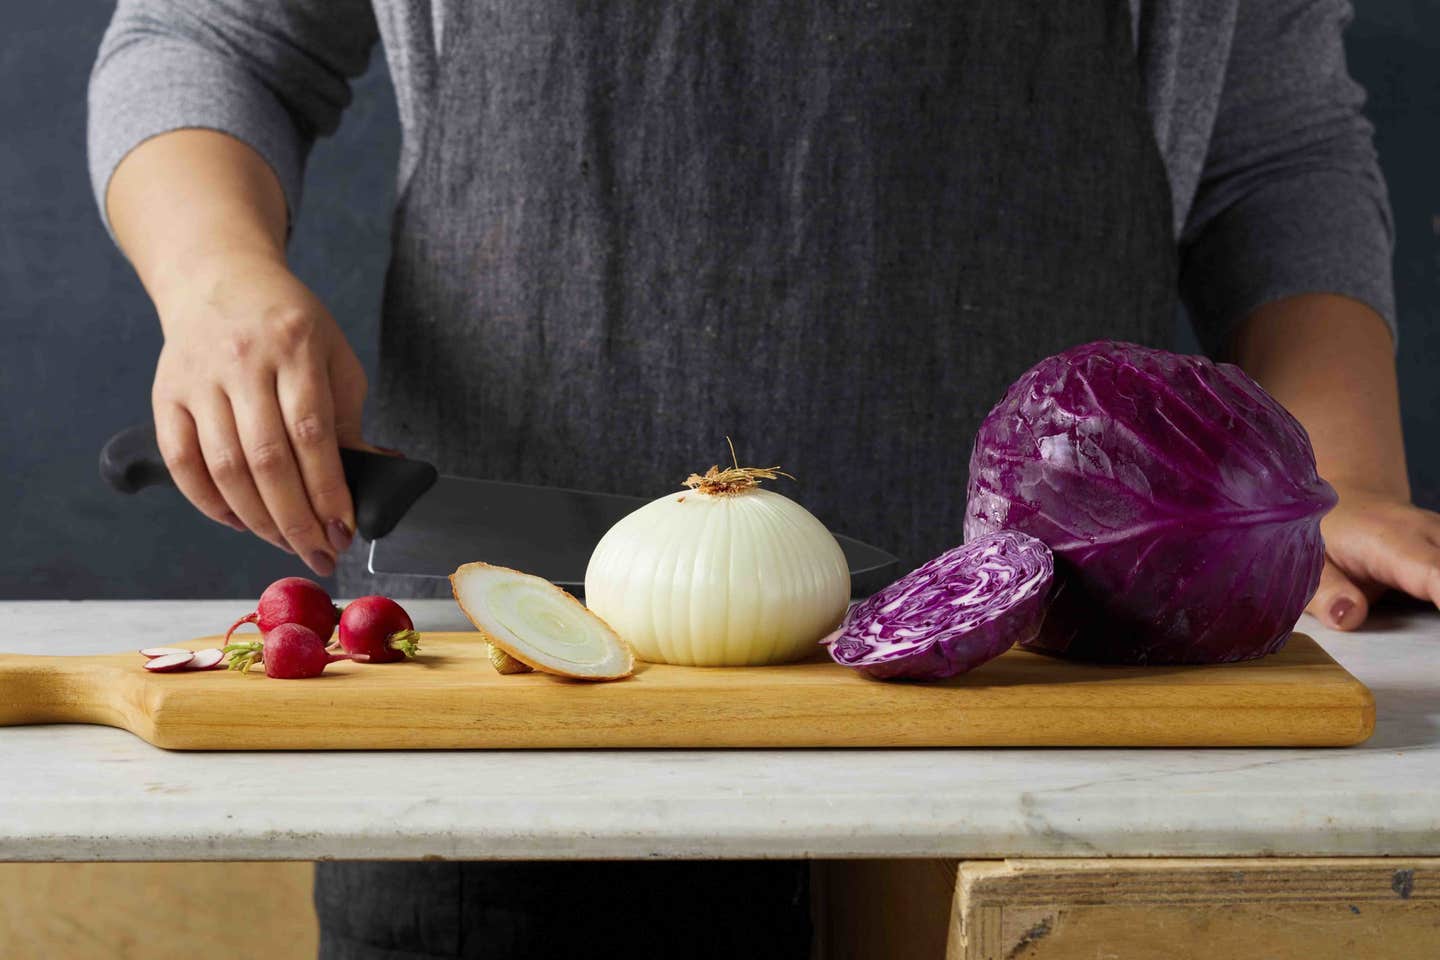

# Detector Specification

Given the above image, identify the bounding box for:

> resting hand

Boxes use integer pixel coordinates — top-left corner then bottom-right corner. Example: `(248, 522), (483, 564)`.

(1305, 484), (1440, 629)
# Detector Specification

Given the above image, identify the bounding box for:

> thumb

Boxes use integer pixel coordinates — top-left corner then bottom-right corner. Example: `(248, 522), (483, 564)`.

(1305, 559), (1370, 632)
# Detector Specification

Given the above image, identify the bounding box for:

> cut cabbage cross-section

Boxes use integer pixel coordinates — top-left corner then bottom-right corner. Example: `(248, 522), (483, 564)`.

(825, 531), (1054, 681)
(451, 562), (634, 680)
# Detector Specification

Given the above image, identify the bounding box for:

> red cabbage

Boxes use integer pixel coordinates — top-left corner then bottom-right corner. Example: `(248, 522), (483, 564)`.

(825, 530), (1054, 680)
(965, 341), (1336, 664)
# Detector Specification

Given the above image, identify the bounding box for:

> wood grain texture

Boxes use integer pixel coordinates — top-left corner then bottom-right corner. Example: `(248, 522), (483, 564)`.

(0, 862), (316, 960)
(953, 858), (1440, 960)
(814, 859), (961, 960)
(0, 632), (1373, 749)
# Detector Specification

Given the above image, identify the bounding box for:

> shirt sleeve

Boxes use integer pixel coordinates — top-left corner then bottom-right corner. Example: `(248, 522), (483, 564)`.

(87, 0), (380, 235)
(1178, 0), (1396, 355)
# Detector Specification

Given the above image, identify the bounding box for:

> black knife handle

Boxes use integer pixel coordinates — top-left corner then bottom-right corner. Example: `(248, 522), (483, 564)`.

(340, 447), (439, 542)
(98, 422), (172, 494)
(99, 423), (438, 541)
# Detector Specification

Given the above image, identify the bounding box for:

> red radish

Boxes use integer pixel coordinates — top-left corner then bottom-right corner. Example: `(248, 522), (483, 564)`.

(224, 623), (363, 679)
(144, 652), (195, 672)
(188, 648), (226, 670)
(224, 577), (341, 645)
(337, 596), (421, 663)
(140, 647), (191, 659)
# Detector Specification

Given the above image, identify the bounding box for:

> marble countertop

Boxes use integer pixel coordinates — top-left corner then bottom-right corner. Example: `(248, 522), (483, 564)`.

(0, 599), (1434, 862)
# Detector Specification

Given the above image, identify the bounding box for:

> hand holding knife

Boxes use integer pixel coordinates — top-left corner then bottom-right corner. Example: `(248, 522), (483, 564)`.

(100, 424), (899, 594)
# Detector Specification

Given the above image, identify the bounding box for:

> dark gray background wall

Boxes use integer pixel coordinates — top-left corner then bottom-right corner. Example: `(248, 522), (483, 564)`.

(2, 3), (1436, 599)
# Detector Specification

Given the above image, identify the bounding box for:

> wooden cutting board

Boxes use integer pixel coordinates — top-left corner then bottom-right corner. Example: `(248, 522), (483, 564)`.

(0, 632), (1372, 749)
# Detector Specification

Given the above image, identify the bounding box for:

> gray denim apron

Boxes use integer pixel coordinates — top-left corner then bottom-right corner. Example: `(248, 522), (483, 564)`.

(325, 0), (1177, 954)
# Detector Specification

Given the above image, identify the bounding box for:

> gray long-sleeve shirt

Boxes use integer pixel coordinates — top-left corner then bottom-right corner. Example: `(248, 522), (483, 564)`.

(88, 0), (1396, 353)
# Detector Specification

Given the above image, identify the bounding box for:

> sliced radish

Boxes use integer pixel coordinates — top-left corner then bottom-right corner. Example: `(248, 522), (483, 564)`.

(140, 647), (192, 659)
(143, 652), (195, 672)
(188, 648), (226, 670)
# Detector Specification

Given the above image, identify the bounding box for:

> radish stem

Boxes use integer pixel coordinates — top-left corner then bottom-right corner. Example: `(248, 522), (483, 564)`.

(387, 629), (421, 659)
(223, 640), (263, 674)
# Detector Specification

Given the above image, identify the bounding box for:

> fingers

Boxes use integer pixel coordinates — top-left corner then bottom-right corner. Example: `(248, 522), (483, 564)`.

(277, 360), (355, 555)
(1414, 509), (1440, 609)
(1354, 532), (1440, 615)
(192, 391), (294, 554)
(328, 348), (369, 449)
(153, 403), (245, 532)
(1392, 541), (1440, 612)
(1306, 559), (1371, 631)
(230, 383), (337, 576)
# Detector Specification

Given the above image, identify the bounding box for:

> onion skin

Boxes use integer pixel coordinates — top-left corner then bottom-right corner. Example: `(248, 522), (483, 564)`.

(584, 486), (850, 667)
(826, 531), (1054, 681)
(488, 643), (534, 675)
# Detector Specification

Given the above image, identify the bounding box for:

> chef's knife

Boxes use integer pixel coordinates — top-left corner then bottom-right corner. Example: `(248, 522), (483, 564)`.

(100, 424), (901, 593)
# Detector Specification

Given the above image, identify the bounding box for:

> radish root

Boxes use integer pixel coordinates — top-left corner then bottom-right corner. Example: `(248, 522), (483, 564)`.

(224, 612), (259, 646)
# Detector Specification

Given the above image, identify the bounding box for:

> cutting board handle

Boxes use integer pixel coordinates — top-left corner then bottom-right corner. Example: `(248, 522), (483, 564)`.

(0, 654), (134, 729)
(99, 422), (439, 541)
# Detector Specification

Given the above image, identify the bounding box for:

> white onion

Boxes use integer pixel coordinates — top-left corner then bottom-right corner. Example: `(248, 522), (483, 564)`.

(584, 464), (850, 666)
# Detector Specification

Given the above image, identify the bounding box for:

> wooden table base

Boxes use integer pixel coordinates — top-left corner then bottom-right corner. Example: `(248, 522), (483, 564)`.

(817, 858), (1440, 960)
(3, 858), (1433, 958)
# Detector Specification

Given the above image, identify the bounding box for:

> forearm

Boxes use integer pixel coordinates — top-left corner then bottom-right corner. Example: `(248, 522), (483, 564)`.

(1233, 293), (1408, 500)
(106, 129), (289, 314)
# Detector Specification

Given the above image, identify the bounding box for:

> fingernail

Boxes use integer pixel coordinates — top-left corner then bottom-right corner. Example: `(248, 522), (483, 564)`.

(376, 446), (405, 458)
(309, 551), (336, 577)
(222, 512), (247, 532)
(327, 519), (354, 553)
(1330, 597), (1356, 628)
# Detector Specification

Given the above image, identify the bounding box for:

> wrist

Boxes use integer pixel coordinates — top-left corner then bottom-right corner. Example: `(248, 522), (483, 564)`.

(148, 242), (289, 324)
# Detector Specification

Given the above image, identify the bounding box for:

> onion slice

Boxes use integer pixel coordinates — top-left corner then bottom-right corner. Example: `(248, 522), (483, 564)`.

(825, 530), (1055, 681)
(451, 563), (634, 681)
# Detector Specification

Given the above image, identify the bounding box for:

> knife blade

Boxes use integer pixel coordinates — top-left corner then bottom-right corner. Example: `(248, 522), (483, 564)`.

(364, 472), (901, 590)
(101, 424), (901, 592)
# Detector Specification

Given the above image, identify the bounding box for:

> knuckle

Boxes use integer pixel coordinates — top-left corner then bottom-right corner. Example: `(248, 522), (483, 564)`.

(161, 445), (202, 476)
(253, 522), (283, 543)
(265, 306), (314, 350)
(221, 333), (255, 363)
(310, 478), (350, 504)
(280, 519), (317, 543)
(245, 439), (289, 475)
(208, 448), (246, 481)
(289, 413), (331, 448)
